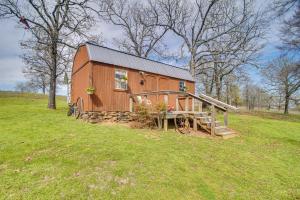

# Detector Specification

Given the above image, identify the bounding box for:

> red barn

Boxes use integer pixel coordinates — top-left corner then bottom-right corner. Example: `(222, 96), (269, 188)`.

(71, 42), (195, 112)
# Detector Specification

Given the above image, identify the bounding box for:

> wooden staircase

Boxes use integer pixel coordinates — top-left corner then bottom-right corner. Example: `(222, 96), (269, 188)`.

(194, 112), (236, 139)
(130, 90), (239, 139)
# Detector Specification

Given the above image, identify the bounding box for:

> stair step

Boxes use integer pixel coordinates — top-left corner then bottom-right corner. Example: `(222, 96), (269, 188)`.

(215, 131), (236, 139)
(214, 126), (229, 133)
(205, 121), (222, 127)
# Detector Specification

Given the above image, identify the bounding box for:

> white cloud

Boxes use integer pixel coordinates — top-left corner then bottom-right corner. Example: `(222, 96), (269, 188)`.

(0, 57), (25, 90)
(0, 19), (27, 90)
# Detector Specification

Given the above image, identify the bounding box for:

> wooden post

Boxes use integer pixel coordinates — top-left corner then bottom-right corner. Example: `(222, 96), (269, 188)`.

(164, 118), (168, 131)
(157, 113), (162, 129)
(185, 97), (189, 111)
(193, 116), (197, 131)
(175, 96), (179, 111)
(198, 101), (203, 112)
(224, 110), (228, 127)
(211, 105), (215, 136)
(129, 97), (133, 112)
(192, 98), (195, 112)
(164, 95), (168, 105)
(163, 95), (168, 131)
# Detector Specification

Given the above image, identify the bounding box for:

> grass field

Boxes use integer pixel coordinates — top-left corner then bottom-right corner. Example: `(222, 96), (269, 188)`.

(0, 92), (299, 199)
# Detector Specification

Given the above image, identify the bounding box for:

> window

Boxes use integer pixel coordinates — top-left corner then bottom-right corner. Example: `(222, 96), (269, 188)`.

(179, 80), (186, 92)
(115, 69), (128, 90)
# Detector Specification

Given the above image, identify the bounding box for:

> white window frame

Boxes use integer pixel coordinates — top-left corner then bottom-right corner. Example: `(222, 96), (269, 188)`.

(179, 80), (186, 92)
(115, 69), (128, 90)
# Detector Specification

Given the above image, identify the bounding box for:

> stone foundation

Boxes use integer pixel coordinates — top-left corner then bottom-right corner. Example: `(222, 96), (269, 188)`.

(80, 111), (138, 124)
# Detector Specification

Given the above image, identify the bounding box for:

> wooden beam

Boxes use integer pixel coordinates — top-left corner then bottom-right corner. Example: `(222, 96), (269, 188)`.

(198, 101), (203, 112)
(192, 98), (195, 112)
(157, 113), (162, 129)
(211, 105), (215, 136)
(224, 110), (228, 127)
(193, 116), (197, 131)
(164, 95), (168, 105)
(164, 118), (168, 131)
(129, 97), (133, 112)
(175, 96), (179, 111)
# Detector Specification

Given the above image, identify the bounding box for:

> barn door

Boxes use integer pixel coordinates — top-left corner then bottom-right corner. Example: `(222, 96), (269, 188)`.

(158, 77), (169, 104)
(143, 75), (157, 104)
(144, 75), (157, 92)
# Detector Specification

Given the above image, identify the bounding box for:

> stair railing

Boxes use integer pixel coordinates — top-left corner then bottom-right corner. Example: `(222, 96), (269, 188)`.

(129, 90), (238, 134)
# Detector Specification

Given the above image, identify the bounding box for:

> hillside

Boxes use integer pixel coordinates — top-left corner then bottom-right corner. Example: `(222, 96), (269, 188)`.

(0, 92), (299, 199)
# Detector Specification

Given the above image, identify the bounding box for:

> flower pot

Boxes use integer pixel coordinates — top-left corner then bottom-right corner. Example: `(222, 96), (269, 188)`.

(87, 91), (94, 95)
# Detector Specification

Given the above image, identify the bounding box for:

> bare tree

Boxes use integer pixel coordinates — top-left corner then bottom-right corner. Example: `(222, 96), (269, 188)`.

(280, 3), (300, 52)
(0, 0), (95, 109)
(24, 72), (49, 94)
(148, 0), (253, 77)
(15, 81), (38, 93)
(262, 56), (300, 114)
(273, 0), (299, 16)
(194, 0), (266, 100)
(98, 0), (168, 58)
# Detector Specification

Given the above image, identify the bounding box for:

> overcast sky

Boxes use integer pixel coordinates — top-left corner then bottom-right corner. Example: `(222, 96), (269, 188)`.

(0, 1), (282, 94)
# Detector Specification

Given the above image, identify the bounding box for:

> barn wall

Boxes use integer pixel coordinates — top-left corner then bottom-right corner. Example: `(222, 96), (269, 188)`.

(71, 45), (91, 111)
(91, 62), (195, 112)
(72, 45), (89, 73)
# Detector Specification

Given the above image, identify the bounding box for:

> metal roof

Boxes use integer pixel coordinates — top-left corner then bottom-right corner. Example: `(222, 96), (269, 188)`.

(84, 42), (194, 82)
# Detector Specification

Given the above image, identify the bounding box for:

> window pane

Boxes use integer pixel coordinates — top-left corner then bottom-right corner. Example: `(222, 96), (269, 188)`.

(179, 80), (185, 91)
(115, 69), (128, 90)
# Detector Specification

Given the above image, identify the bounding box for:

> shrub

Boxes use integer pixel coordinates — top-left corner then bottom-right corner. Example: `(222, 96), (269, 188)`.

(155, 102), (167, 112)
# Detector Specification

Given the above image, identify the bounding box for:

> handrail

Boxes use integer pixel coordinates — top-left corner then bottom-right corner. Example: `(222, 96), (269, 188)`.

(130, 90), (238, 111)
(130, 90), (185, 96)
(188, 93), (238, 111)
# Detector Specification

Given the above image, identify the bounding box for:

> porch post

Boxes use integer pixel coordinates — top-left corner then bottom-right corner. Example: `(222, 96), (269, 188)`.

(175, 96), (179, 111)
(211, 105), (215, 136)
(198, 101), (203, 112)
(185, 97), (189, 111)
(164, 94), (168, 105)
(224, 109), (228, 127)
(129, 97), (133, 112)
(192, 98), (195, 112)
(164, 94), (169, 131)
(193, 116), (197, 131)
(164, 118), (168, 131)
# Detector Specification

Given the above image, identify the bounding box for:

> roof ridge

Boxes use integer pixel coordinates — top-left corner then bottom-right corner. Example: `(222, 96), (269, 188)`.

(85, 41), (190, 72)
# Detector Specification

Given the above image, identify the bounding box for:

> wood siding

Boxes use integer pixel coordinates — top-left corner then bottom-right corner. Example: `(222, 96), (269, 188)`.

(71, 46), (91, 111)
(90, 62), (195, 112)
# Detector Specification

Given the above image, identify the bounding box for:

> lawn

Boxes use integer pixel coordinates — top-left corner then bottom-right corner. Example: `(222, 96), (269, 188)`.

(0, 92), (299, 199)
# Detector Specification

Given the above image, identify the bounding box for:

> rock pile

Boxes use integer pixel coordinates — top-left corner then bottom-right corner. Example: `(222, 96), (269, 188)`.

(80, 111), (138, 124)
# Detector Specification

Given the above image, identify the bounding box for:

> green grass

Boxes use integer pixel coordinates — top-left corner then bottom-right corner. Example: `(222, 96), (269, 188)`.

(0, 92), (299, 199)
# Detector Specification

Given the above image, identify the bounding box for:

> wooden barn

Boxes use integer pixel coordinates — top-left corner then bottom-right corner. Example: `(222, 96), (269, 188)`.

(71, 42), (195, 112)
(71, 42), (237, 138)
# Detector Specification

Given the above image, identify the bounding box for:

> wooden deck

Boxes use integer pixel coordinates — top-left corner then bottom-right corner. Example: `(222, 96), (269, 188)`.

(129, 90), (238, 138)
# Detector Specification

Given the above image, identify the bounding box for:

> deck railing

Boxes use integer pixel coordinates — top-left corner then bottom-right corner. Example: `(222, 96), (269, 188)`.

(129, 90), (238, 134)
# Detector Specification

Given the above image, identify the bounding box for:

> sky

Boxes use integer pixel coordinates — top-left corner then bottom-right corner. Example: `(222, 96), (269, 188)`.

(0, 0), (284, 95)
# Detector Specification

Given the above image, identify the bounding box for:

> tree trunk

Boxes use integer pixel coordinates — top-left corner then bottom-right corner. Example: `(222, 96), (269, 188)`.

(42, 85), (46, 95)
(48, 40), (57, 109)
(284, 95), (289, 114)
(278, 94), (282, 111)
(208, 72), (215, 96)
(189, 49), (196, 78)
(215, 75), (222, 100)
(48, 72), (56, 109)
(226, 83), (230, 104)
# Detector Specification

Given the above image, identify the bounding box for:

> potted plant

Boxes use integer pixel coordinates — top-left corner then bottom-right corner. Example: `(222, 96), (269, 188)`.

(121, 75), (128, 82)
(183, 86), (189, 92)
(86, 86), (95, 95)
